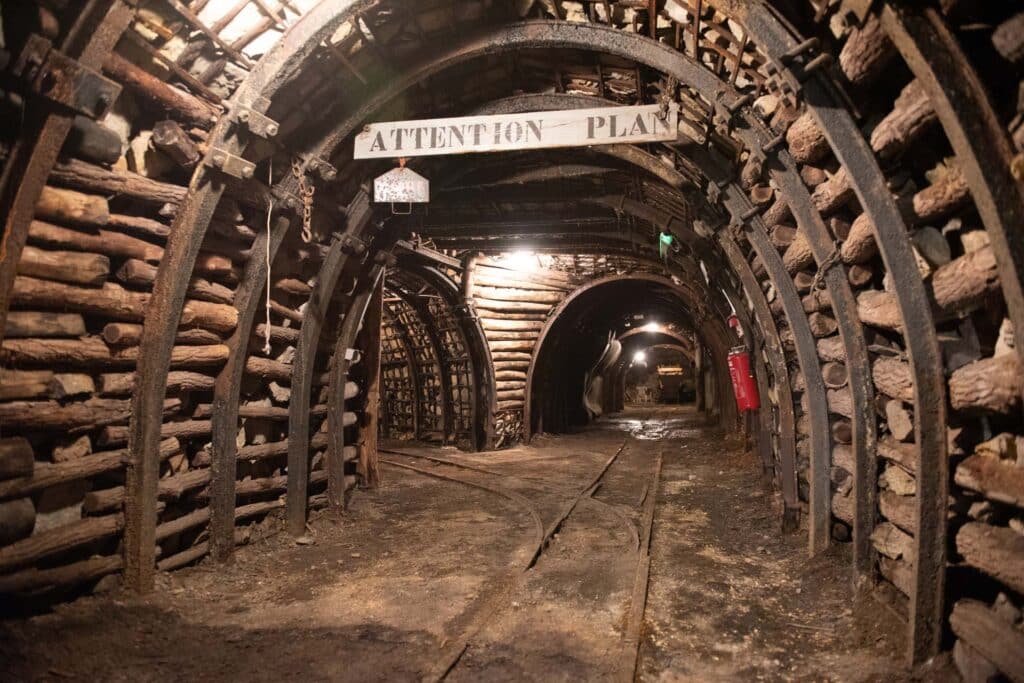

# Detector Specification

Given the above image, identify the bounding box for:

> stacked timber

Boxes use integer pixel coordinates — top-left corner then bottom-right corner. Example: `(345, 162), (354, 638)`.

(468, 256), (579, 446)
(822, 12), (1024, 675)
(0, 4), (367, 594)
(749, 151), (816, 519)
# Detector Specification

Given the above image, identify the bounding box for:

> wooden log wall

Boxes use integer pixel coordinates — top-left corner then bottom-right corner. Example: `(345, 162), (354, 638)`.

(466, 255), (581, 446)
(0, 0), (371, 596)
(376, 269), (479, 449)
(773, 1), (1024, 673)
(1, 2), (1023, 672)
(379, 306), (417, 439)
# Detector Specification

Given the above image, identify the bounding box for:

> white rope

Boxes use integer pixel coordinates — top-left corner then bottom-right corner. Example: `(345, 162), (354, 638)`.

(263, 159), (273, 355)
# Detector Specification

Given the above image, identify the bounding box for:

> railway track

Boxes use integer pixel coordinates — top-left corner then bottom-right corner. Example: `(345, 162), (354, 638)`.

(380, 411), (665, 682)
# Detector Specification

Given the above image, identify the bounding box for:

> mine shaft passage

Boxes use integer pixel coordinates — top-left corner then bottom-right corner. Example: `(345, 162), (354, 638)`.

(1, 1), (1024, 681)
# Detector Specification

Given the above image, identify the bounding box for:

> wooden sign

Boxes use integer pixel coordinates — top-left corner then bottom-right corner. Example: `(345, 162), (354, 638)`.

(354, 103), (679, 159)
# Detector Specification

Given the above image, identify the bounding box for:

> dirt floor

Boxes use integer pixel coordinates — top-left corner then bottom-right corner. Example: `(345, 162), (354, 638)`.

(2, 405), (928, 682)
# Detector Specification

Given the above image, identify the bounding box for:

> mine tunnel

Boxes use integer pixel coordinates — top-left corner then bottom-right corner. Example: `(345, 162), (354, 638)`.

(1, 1), (1023, 680)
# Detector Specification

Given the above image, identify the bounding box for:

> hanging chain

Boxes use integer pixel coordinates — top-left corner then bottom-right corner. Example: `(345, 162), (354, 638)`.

(812, 243), (843, 290)
(291, 158), (315, 242)
(658, 76), (678, 120)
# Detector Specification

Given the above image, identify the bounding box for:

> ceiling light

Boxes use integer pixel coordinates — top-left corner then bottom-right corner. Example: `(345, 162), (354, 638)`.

(504, 250), (537, 271)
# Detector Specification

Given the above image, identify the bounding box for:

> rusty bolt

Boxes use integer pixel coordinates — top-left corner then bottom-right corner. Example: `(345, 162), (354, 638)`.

(266, 123), (279, 137)
(237, 110), (250, 122)
(95, 93), (111, 117)
(212, 153), (226, 166)
(241, 165), (254, 179)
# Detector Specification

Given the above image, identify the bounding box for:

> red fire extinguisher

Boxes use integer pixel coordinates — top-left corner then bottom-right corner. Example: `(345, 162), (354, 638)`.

(727, 346), (760, 411)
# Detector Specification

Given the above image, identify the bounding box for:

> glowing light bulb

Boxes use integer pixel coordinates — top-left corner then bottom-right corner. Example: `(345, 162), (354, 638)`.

(633, 350), (647, 363)
(641, 322), (661, 333)
(504, 250), (536, 271)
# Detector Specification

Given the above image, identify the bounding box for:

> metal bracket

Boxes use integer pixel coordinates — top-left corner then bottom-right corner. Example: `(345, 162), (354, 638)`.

(712, 93), (734, 137)
(705, 180), (722, 205)
(270, 185), (302, 212)
(338, 234), (367, 256)
(838, 0), (876, 27)
(307, 157), (337, 182)
(12, 34), (121, 119)
(233, 105), (279, 139)
(205, 148), (255, 179)
(454, 302), (478, 321)
(764, 62), (800, 110)
(745, 145), (767, 179)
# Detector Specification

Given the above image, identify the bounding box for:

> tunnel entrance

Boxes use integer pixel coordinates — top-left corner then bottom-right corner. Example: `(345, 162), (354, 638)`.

(525, 274), (733, 439)
(623, 344), (695, 406)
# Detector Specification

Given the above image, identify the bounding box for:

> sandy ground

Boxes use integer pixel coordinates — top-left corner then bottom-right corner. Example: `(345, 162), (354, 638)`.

(1, 406), (932, 682)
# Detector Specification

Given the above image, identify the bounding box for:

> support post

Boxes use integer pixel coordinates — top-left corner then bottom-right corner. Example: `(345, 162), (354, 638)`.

(359, 278), (384, 488)
(694, 336), (706, 412)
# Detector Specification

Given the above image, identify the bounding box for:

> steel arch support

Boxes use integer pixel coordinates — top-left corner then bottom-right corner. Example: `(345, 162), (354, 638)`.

(125, 0), (373, 591)
(209, 214), (292, 560)
(405, 265), (497, 451)
(717, 235), (800, 514)
(879, 5), (1024, 365)
(285, 194), (373, 535)
(327, 264), (386, 506)
(745, 2), (948, 664)
(0, 1), (135, 344)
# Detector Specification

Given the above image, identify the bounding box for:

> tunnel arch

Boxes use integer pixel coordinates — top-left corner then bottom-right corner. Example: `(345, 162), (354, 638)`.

(524, 272), (737, 441)
(382, 262), (495, 450)
(0, 2), (1021, 671)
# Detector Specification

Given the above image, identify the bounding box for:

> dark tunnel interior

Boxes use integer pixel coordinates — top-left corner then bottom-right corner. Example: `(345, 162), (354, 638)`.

(1, 1), (1023, 680)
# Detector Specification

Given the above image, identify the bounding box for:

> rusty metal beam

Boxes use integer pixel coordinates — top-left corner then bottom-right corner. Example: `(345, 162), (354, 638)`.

(209, 214), (291, 561)
(125, 0), (371, 591)
(717, 233), (800, 515)
(745, 2), (948, 664)
(880, 5), (1024, 372)
(286, 192), (372, 535)
(0, 1), (134, 344)
(327, 263), (385, 507)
